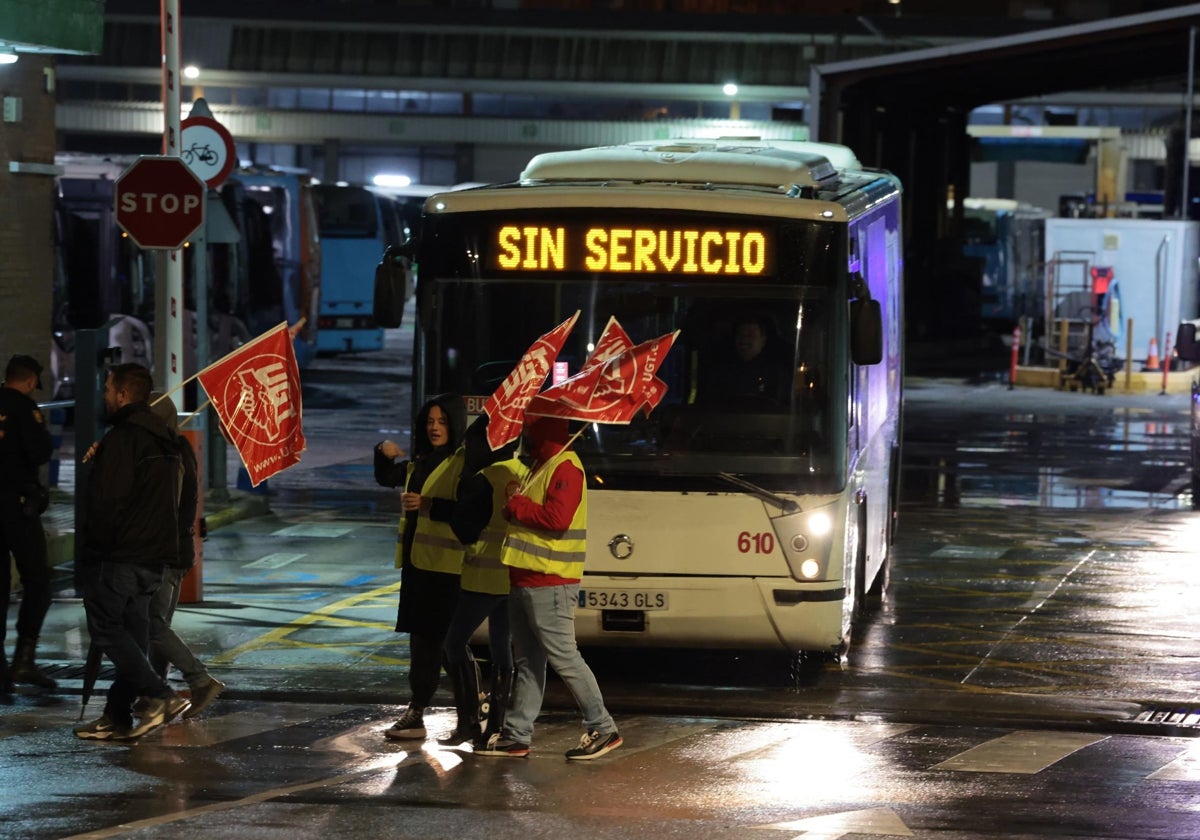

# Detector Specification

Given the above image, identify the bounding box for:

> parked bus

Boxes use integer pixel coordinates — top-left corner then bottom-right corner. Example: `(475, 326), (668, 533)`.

(51, 165), (322, 400)
(408, 139), (903, 655)
(229, 170), (322, 367)
(962, 197), (1051, 329)
(310, 184), (409, 353)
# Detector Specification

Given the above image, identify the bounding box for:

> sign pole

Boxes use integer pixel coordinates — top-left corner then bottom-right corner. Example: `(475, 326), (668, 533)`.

(160, 0), (184, 409)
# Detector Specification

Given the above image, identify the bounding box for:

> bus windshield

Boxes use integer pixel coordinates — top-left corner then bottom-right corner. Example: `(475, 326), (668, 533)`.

(418, 208), (850, 494)
(313, 185), (379, 238)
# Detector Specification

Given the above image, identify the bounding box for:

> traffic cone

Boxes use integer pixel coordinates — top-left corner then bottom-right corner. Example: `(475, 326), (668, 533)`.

(1144, 337), (1160, 372)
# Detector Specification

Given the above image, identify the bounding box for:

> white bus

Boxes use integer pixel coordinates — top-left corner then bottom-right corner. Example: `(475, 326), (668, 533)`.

(411, 139), (903, 656)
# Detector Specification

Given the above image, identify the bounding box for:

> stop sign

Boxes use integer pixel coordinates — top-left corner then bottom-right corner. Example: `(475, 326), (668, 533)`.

(115, 155), (206, 250)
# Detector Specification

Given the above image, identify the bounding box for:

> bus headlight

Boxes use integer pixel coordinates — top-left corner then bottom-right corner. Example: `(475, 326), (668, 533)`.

(772, 502), (837, 582)
(807, 511), (832, 536)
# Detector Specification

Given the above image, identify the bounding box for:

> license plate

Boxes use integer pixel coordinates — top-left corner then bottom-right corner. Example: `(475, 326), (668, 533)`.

(578, 589), (668, 611)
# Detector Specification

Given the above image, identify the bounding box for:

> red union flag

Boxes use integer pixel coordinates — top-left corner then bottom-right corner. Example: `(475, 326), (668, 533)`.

(584, 316), (633, 369)
(482, 311), (579, 450)
(196, 322), (306, 486)
(527, 330), (679, 424)
(583, 316), (669, 406)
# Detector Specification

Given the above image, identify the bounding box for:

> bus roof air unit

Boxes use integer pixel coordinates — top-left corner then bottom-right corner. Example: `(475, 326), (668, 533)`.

(520, 139), (861, 193)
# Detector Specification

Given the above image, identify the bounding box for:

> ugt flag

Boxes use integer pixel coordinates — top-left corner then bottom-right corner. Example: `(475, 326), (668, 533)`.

(527, 330), (679, 424)
(583, 316), (634, 369)
(582, 317), (670, 407)
(196, 322), (306, 486)
(482, 311), (579, 450)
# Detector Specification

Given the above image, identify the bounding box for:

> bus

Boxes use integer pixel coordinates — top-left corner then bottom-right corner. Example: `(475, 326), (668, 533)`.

(228, 170), (323, 367)
(311, 184), (410, 353)
(961, 197), (1051, 329)
(409, 139), (903, 655)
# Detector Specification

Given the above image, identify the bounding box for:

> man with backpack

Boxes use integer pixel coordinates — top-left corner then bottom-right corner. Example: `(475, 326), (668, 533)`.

(75, 364), (192, 740)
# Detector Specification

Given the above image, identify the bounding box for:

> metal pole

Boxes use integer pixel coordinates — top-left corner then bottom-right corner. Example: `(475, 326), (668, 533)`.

(160, 0), (184, 407)
(1184, 26), (1196, 220)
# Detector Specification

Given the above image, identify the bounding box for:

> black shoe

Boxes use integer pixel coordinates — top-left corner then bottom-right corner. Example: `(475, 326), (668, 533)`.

(474, 732), (530, 757)
(436, 725), (480, 747)
(383, 705), (426, 740)
(565, 729), (622, 761)
(11, 639), (56, 691)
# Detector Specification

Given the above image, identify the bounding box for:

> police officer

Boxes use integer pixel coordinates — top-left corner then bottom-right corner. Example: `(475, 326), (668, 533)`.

(0, 355), (56, 693)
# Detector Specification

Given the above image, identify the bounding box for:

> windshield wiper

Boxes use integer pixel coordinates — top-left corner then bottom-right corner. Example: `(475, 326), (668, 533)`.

(716, 472), (800, 514)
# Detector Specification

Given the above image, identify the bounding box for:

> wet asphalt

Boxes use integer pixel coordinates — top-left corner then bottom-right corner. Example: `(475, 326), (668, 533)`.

(4, 335), (1200, 838)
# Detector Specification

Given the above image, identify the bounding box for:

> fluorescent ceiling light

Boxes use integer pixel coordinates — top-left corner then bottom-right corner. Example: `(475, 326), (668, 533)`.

(373, 173), (412, 187)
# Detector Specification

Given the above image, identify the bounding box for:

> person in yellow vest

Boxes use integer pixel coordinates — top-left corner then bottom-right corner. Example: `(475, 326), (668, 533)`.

(373, 393), (467, 741)
(476, 415), (622, 760)
(438, 415), (528, 746)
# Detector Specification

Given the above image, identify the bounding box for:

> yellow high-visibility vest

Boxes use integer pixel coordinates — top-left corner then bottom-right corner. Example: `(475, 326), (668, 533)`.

(501, 450), (587, 579)
(461, 458), (529, 595)
(410, 448), (466, 575)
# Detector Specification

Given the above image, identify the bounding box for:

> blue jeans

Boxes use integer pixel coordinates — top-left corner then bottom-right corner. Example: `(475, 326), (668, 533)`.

(503, 582), (615, 745)
(443, 589), (512, 672)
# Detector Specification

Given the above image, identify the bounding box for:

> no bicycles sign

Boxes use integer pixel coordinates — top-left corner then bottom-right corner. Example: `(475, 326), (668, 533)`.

(180, 115), (237, 189)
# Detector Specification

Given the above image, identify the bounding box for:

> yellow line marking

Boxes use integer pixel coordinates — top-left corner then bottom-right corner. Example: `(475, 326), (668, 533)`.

(209, 581), (401, 666)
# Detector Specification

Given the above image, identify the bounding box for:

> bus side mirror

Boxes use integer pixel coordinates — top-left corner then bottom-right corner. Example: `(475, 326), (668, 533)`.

(373, 245), (411, 329)
(1177, 321), (1200, 363)
(849, 272), (883, 365)
(850, 299), (883, 365)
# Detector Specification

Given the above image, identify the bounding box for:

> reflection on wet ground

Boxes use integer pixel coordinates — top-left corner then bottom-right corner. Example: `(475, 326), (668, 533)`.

(902, 380), (1193, 510)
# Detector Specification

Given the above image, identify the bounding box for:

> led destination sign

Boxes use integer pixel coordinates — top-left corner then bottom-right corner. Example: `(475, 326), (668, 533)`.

(493, 224), (772, 276)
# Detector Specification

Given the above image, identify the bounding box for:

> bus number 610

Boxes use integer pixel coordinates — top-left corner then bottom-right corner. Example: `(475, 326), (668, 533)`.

(738, 531), (775, 554)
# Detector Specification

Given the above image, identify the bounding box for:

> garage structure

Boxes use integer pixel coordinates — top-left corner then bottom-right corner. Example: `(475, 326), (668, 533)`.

(813, 4), (1200, 344)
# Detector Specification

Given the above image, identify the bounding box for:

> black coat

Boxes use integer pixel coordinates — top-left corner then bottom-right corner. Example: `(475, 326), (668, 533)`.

(170, 434), (199, 570)
(83, 402), (181, 567)
(0, 386), (52, 501)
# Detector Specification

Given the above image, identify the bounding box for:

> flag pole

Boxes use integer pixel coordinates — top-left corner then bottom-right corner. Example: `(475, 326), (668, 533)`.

(518, 424), (588, 492)
(192, 321), (291, 382)
(178, 399), (213, 428)
(150, 321), (291, 407)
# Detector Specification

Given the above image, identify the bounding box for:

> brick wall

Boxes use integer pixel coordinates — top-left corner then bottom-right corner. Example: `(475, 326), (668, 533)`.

(0, 56), (56, 379)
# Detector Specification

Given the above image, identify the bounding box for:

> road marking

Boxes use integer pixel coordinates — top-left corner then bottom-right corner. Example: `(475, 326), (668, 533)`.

(932, 730), (1106, 774)
(208, 580), (402, 666)
(960, 551), (1094, 687)
(757, 807), (912, 838)
(152, 704), (349, 748)
(271, 523), (355, 538)
(1148, 743), (1200, 781)
(930, 545), (1007, 560)
(59, 760), (404, 839)
(245, 552), (307, 569)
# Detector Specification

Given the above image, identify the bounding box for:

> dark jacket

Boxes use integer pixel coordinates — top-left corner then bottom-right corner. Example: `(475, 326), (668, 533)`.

(83, 402), (181, 567)
(149, 397), (200, 570)
(172, 435), (199, 569)
(0, 385), (53, 500)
